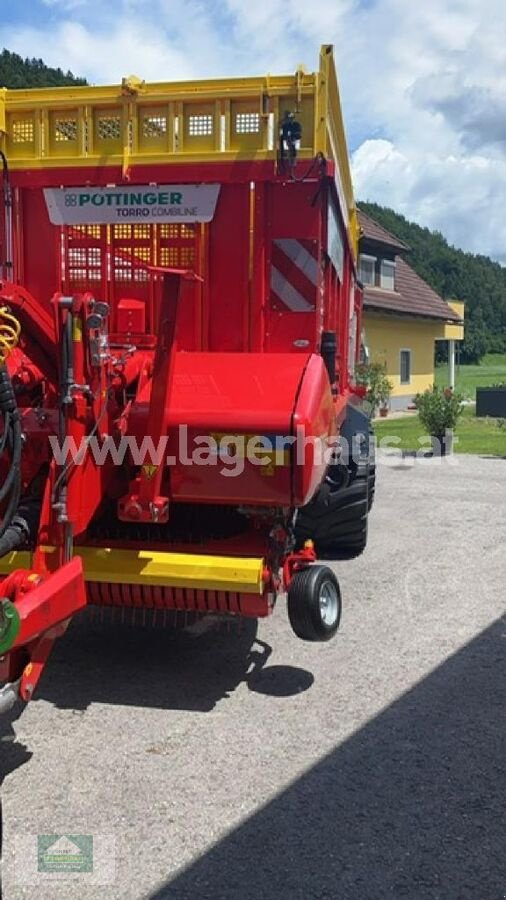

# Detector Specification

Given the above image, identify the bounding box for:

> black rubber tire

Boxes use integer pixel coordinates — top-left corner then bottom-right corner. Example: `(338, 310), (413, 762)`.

(365, 425), (376, 511)
(295, 469), (369, 560)
(368, 464), (376, 511)
(287, 565), (342, 642)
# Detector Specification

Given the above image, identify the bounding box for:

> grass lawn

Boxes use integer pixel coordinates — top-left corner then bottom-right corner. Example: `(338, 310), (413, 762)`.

(374, 406), (506, 456)
(435, 353), (506, 399)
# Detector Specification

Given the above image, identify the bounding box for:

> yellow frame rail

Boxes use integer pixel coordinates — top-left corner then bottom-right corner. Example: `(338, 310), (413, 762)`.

(0, 548), (265, 595)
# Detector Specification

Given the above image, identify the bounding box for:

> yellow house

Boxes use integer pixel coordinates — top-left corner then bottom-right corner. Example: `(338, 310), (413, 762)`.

(358, 210), (464, 409)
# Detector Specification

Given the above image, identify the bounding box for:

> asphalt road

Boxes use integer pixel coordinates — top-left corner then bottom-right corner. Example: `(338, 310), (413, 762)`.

(1, 453), (505, 899)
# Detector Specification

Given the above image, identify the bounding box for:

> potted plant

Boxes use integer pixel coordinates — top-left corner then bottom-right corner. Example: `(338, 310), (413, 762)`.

(356, 361), (393, 418)
(378, 378), (392, 417)
(414, 386), (464, 456)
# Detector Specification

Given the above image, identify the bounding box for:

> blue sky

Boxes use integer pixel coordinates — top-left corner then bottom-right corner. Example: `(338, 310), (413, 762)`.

(2, 0), (506, 262)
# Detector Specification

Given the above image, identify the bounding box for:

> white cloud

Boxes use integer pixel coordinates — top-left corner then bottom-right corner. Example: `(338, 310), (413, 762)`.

(340, 0), (506, 260)
(1, 15), (203, 83)
(1, 0), (506, 260)
(351, 139), (506, 260)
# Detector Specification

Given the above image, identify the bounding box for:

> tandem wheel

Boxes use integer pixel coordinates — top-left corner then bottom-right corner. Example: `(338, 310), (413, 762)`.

(287, 565), (342, 642)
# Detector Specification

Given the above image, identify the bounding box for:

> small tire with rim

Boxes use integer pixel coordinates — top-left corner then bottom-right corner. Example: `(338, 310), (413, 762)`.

(287, 565), (342, 642)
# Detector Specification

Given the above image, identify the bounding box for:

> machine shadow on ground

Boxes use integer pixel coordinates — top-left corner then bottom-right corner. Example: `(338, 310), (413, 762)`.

(149, 616), (505, 900)
(35, 610), (314, 713)
(0, 614), (314, 895)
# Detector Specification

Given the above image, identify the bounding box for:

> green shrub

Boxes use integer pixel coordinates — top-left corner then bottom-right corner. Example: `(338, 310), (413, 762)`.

(414, 386), (464, 435)
(355, 361), (393, 416)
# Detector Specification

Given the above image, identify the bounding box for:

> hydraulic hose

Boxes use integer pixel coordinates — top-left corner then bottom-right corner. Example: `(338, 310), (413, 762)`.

(0, 497), (40, 557)
(0, 151), (13, 282)
(0, 365), (22, 541)
(288, 153), (325, 183)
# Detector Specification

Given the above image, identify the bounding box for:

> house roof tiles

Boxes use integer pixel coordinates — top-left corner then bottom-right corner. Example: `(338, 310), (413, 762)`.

(363, 257), (460, 322)
(358, 209), (410, 252)
(357, 209), (460, 322)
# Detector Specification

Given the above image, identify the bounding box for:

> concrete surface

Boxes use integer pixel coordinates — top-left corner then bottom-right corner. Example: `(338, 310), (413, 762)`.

(1, 453), (505, 899)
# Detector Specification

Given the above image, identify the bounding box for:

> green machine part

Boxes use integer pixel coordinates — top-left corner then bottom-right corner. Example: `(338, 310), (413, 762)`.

(0, 598), (20, 655)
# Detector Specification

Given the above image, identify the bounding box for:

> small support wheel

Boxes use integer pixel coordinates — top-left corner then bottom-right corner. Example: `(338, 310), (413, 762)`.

(287, 565), (342, 642)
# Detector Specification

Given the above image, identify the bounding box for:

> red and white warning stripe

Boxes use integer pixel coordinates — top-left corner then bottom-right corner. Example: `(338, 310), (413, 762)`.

(271, 239), (319, 312)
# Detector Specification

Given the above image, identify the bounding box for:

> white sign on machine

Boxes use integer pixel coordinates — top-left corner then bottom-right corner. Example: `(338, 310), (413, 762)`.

(44, 184), (221, 225)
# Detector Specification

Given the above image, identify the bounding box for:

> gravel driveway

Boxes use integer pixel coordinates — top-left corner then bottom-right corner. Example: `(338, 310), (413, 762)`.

(1, 453), (505, 899)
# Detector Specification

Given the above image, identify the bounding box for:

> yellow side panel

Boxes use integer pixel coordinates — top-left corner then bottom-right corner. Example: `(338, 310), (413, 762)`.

(228, 100), (265, 153)
(181, 102), (218, 153)
(137, 104), (173, 155)
(5, 111), (37, 159)
(92, 106), (124, 157)
(48, 108), (81, 158)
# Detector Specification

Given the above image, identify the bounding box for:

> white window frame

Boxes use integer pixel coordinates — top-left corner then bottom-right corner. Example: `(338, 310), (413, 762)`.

(380, 259), (396, 290)
(358, 253), (376, 286)
(400, 348), (412, 385)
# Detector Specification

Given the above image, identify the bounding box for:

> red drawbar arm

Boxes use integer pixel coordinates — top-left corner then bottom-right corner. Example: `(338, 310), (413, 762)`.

(118, 268), (202, 524)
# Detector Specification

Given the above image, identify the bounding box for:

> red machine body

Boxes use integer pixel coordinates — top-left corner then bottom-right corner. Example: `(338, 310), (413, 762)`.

(0, 46), (370, 707)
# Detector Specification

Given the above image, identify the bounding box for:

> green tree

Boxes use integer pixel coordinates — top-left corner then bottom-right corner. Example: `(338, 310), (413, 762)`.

(460, 318), (488, 364)
(0, 49), (86, 88)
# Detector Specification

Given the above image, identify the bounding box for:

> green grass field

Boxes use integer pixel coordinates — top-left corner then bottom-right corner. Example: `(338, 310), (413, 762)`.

(435, 353), (506, 399)
(374, 406), (506, 456)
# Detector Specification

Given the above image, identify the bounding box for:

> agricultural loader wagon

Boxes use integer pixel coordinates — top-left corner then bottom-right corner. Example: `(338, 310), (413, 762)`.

(0, 45), (374, 713)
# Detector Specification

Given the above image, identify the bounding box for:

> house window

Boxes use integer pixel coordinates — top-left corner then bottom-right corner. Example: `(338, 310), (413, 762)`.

(400, 349), (412, 385)
(358, 254), (376, 286)
(380, 259), (396, 290)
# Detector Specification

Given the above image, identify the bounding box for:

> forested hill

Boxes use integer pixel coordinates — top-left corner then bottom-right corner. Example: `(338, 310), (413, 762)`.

(359, 201), (506, 361)
(0, 49), (86, 88)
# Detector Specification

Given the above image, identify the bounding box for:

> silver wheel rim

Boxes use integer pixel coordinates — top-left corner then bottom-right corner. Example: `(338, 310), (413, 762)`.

(319, 580), (339, 627)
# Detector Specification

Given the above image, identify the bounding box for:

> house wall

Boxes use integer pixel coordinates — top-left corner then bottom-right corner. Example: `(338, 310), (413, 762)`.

(363, 312), (447, 408)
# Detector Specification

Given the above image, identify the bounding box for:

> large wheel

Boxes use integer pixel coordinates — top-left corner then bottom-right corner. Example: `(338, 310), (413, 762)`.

(287, 565), (341, 642)
(368, 462), (376, 511)
(295, 468), (369, 560)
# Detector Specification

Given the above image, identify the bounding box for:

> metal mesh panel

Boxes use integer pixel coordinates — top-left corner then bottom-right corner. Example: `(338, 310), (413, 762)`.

(235, 112), (260, 134)
(55, 118), (78, 142)
(111, 223), (153, 283)
(12, 119), (34, 143)
(157, 223), (196, 270)
(97, 116), (121, 140)
(142, 115), (167, 138)
(160, 247), (179, 267)
(64, 225), (106, 291)
(188, 114), (213, 136)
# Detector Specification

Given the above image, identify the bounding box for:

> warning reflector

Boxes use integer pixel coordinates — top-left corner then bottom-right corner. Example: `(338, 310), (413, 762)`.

(271, 239), (319, 312)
